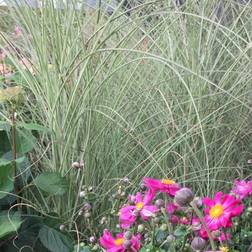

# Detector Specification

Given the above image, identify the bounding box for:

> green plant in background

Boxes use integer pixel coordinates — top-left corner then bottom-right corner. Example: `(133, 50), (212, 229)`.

(0, 79), (75, 250)
(0, 0), (252, 251)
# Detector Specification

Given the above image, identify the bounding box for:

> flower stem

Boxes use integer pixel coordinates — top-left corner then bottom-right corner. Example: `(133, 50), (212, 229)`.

(11, 109), (20, 207)
(190, 201), (216, 251)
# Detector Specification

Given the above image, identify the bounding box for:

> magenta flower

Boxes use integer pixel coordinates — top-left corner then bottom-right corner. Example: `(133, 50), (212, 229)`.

(166, 202), (178, 214)
(100, 229), (141, 252)
(203, 192), (244, 231)
(119, 191), (158, 229)
(231, 180), (252, 199)
(143, 177), (180, 196)
(199, 228), (231, 242)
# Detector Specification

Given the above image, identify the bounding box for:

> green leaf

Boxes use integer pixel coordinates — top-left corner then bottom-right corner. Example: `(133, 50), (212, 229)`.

(0, 131), (11, 156)
(16, 129), (36, 154)
(80, 246), (91, 252)
(39, 226), (73, 252)
(18, 122), (50, 133)
(174, 226), (187, 237)
(0, 162), (14, 199)
(34, 172), (68, 195)
(0, 158), (12, 166)
(0, 121), (10, 131)
(43, 212), (62, 228)
(155, 229), (167, 244)
(0, 211), (22, 239)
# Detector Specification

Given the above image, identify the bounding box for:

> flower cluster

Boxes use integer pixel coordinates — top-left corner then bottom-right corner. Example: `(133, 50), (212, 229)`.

(99, 177), (252, 251)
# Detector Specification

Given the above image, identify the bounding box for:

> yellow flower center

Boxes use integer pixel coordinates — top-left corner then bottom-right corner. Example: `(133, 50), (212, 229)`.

(136, 202), (144, 210)
(220, 246), (229, 252)
(114, 238), (124, 246)
(209, 204), (224, 218)
(161, 179), (175, 185)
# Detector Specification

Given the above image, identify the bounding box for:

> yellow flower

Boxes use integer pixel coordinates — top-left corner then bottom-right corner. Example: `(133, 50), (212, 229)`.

(219, 246), (229, 252)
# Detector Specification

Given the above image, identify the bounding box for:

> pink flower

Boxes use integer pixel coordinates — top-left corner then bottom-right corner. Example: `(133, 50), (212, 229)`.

(100, 229), (141, 252)
(166, 203), (192, 225)
(143, 177), (180, 196)
(220, 232), (231, 241)
(166, 202), (178, 214)
(203, 192), (244, 231)
(231, 180), (252, 199)
(119, 191), (158, 229)
(199, 228), (231, 242)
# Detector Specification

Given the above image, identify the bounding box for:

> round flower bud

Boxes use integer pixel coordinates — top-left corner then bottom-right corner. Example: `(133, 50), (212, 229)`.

(84, 212), (91, 218)
(93, 245), (98, 250)
(78, 210), (83, 216)
(123, 240), (132, 249)
(174, 188), (194, 207)
(192, 197), (202, 208)
(59, 224), (65, 231)
(89, 236), (96, 243)
(166, 234), (175, 243)
(80, 242), (85, 247)
(100, 217), (107, 225)
(82, 203), (92, 212)
(79, 160), (84, 168)
(122, 177), (130, 184)
(191, 237), (206, 251)
(212, 230), (221, 238)
(72, 161), (80, 169)
(137, 224), (145, 233)
(110, 209), (116, 215)
(88, 186), (93, 192)
(160, 224), (168, 231)
(124, 231), (132, 240)
(155, 199), (165, 208)
(79, 191), (86, 198)
(247, 207), (252, 213)
(140, 183), (145, 190)
(153, 216), (160, 224)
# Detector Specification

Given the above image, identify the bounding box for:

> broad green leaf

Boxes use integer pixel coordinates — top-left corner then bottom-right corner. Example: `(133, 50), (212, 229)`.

(43, 212), (62, 228)
(0, 121), (10, 131)
(39, 226), (73, 252)
(34, 172), (68, 195)
(0, 211), (22, 239)
(155, 229), (167, 244)
(0, 158), (12, 166)
(18, 122), (50, 133)
(73, 245), (91, 252)
(16, 129), (36, 154)
(174, 226), (187, 237)
(0, 215), (46, 251)
(0, 131), (11, 156)
(0, 163), (14, 199)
